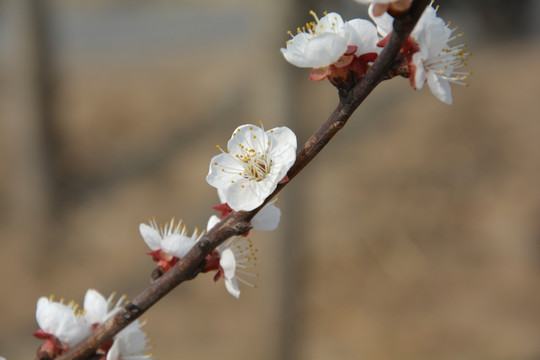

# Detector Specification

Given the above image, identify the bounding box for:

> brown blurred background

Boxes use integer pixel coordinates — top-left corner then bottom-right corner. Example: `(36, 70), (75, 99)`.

(1, 0), (540, 359)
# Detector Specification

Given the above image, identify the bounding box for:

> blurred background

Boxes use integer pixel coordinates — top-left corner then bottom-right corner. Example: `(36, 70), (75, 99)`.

(1, 0), (540, 359)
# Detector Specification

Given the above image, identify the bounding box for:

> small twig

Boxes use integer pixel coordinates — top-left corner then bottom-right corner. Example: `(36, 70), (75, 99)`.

(57, 1), (430, 359)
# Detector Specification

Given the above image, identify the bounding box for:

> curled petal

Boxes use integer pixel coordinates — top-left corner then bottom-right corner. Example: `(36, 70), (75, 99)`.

(139, 224), (162, 251)
(346, 19), (381, 56)
(251, 202), (281, 231)
(83, 290), (109, 324)
(427, 71), (452, 105)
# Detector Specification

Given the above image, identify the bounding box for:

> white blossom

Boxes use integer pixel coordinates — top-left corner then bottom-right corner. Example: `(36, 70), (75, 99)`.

(139, 218), (202, 259)
(84, 290), (152, 360)
(410, 6), (469, 104)
(281, 11), (350, 69)
(370, 3), (469, 104)
(35, 296), (90, 347)
(206, 123), (297, 212)
(207, 216), (258, 299)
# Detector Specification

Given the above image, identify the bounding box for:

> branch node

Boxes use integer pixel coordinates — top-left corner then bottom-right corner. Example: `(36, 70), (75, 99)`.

(151, 267), (164, 282)
(123, 303), (141, 321)
(197, 238), (211, 251)
(233, 221), (252, 236)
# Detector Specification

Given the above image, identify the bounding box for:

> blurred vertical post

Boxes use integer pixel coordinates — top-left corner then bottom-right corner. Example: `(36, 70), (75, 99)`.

(2, 0), (58, 251)
(279, 0), (323, 358)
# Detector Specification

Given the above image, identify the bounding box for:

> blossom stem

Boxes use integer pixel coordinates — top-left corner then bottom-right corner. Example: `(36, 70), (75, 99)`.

(57, 1), (431, 359)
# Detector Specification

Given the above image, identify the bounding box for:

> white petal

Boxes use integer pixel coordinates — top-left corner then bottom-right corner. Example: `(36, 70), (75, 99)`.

(267, 127), (297, 169)
(411, 4), (438, 38)
(268, 126), (297, 152)
(369, 4), (394, 36)
(217, 188), (227, 203)
(219, 248), (236, 279)
(224, 277), (241, 299)
(106, 340), (120, 360)
(281, 12), (349, 69)
(161, 234), (195, 258)
(207, 215), (221, 231)
(345, 19), (380, 55)
(225, 179), (267, 211)
(427, 71), (452, 104)
(412, 52), (426, 89)
(282, 33), (348, 68)
(219, 249), (241, 299)
(139, 223), (161, 251)
(206, 153), (244, 188)
(83, 289), (109, 324)
(251, 203), (281, 231)
(114, 323), (149, 356)
(318, 12), (346, 32)
(302, 33), (348, 68)
(227, 124), (269, 157)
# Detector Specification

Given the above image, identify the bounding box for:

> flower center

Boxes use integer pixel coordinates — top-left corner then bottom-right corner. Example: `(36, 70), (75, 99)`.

(426, 29), (470, 85)
(286, 10), (335, 42)
(237, 147), (272, 182)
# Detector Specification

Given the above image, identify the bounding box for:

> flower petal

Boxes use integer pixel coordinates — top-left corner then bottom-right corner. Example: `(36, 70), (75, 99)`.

(427, 71), (452, 104)
(251, 202), (281, 231)
(224, 277), (241, 299)
(267, 127), (297, 167)
(225, 179), (267, 211)
(83, 289), (109, 324)
(220, 249), (240, 299)
(220, 248), (236, 279)
(228, 124), (269, 156)
(206, 153), (244, 188)
(139, 223), (162, 251)
(369, 4), (394, 37)
(346, 19), (380, 56)
(207, 215), (221, 231)
(161, 234), (195, 259)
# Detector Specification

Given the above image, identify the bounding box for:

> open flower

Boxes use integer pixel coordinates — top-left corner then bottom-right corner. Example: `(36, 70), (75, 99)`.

(206, 123), (296, 212)
(86, 291), (152, 360)
(140, 218), (203, 273)
(204, 216), (258, 298)
(82, 290), (152, 360)
(281, 11), (349, 70)
(281, 11), (381, 82)
(370, 3), (469, 104)
(34, 291), (152, 360)
(410, 6), (470, 104)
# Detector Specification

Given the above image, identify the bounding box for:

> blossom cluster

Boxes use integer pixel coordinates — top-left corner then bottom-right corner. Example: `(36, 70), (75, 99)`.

(29, 2), (472, 359)
(281, 11), (380, 84)
(33, 290), (151, 360)
(281, 2), (469, 104)
(140, 122), (292, 299)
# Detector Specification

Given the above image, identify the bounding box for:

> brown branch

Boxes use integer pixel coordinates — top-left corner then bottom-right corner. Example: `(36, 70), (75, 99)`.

(56, 1), (430, 359)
